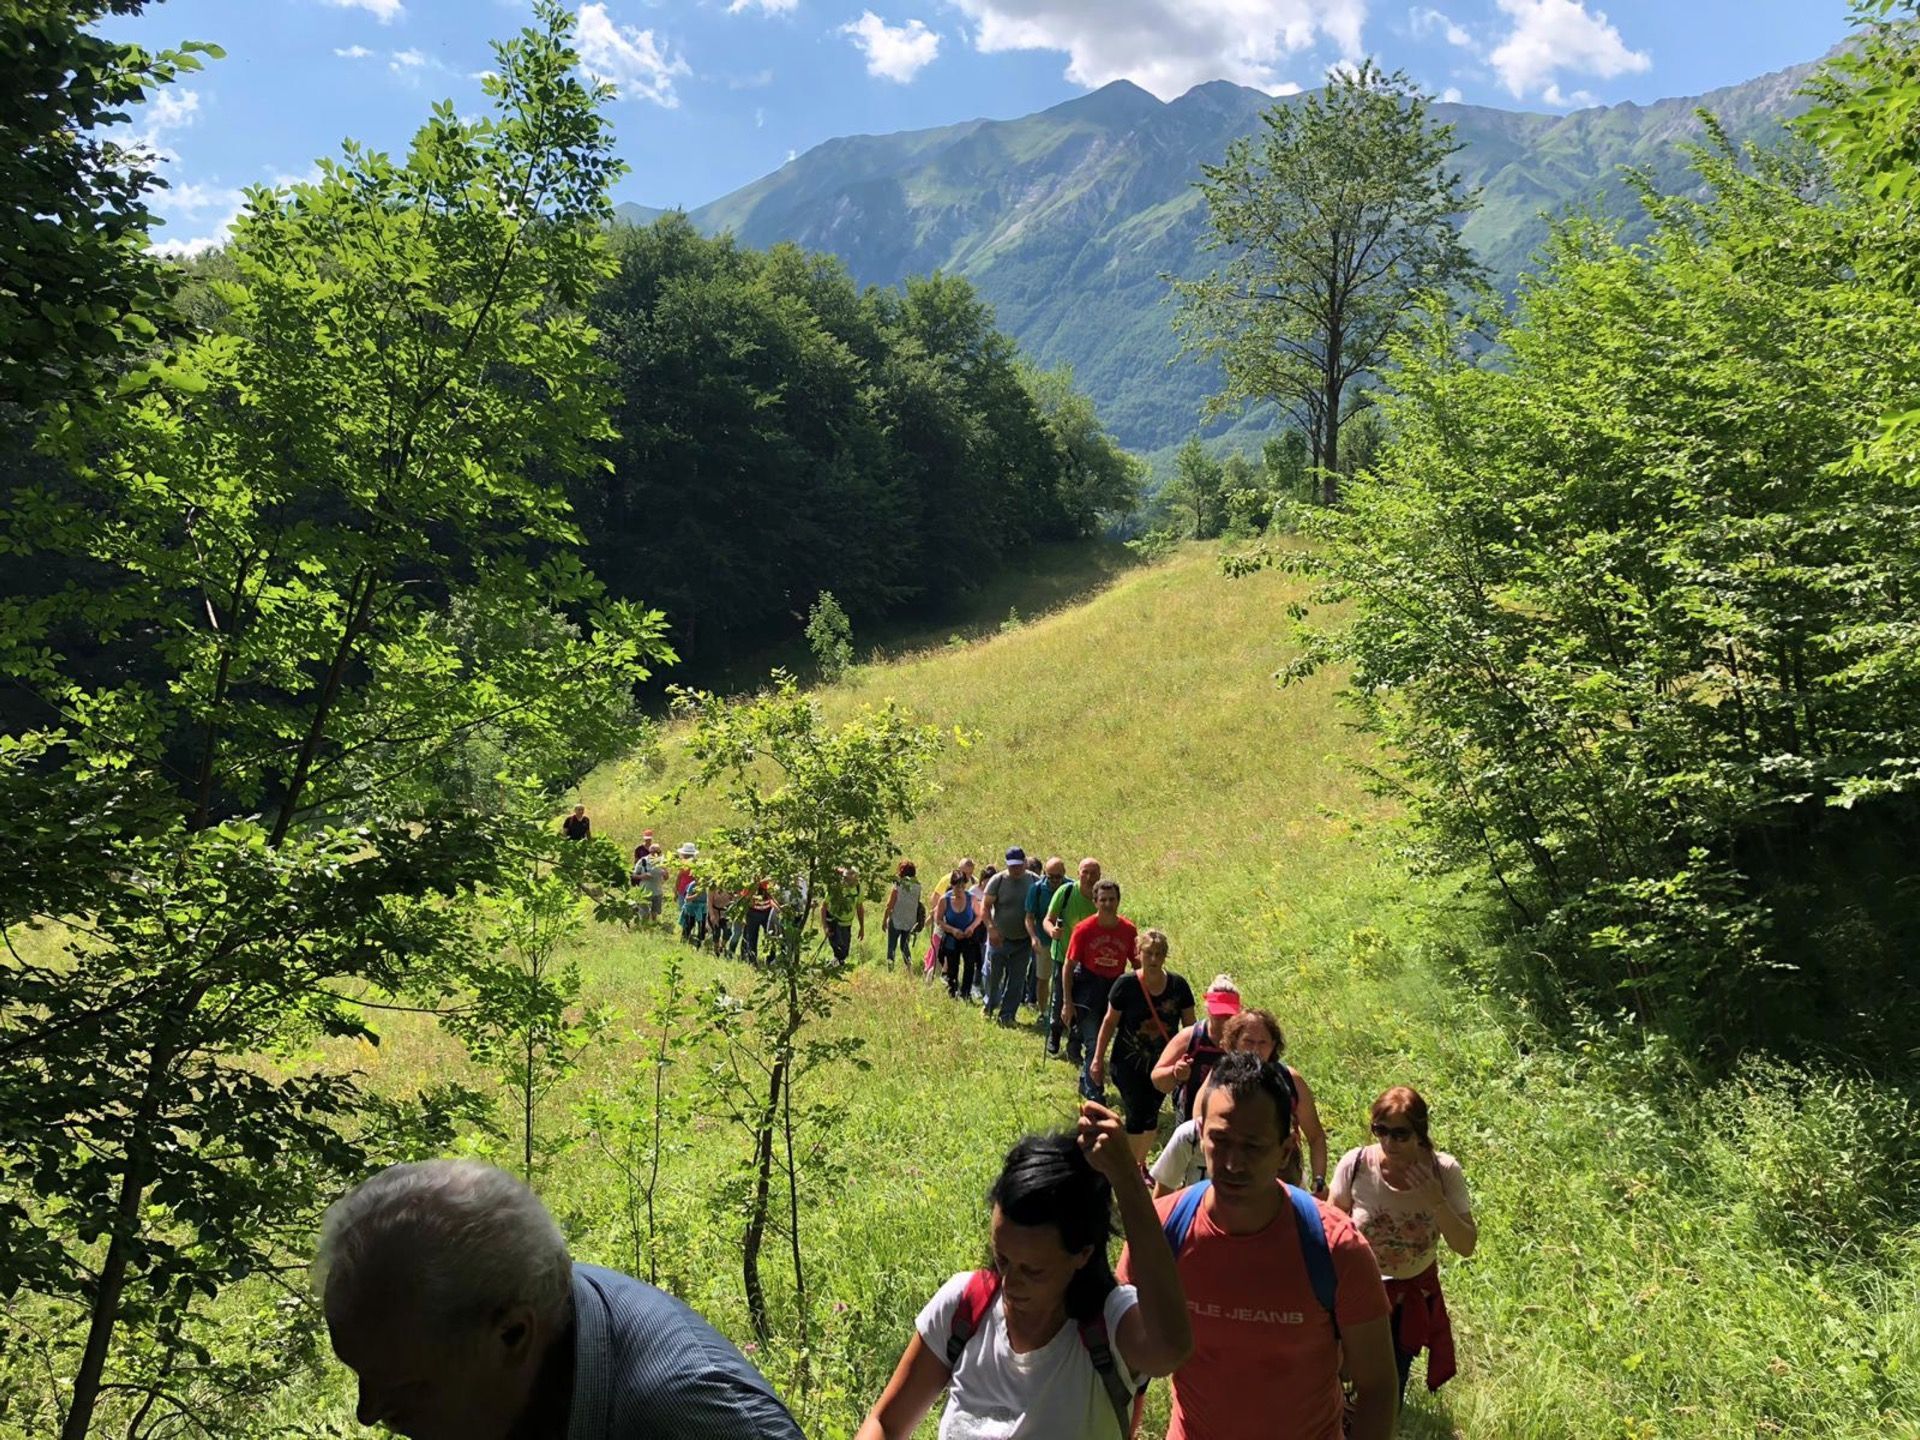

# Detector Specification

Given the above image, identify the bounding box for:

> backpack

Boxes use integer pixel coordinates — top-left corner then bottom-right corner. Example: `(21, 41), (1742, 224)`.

(945, 1269), (1141, 1438)
(1160, 1180), (1339, 1339)
(1174, 1022), (1227, 1122)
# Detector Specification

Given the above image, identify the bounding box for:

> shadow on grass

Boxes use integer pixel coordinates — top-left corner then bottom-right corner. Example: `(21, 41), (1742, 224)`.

(1399, 1392), (1461, 1440)
(687, 539), (1144, 698)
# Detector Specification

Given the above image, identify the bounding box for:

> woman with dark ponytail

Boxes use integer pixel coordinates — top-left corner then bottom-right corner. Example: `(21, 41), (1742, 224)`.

(855, 1103), (1192, 1440)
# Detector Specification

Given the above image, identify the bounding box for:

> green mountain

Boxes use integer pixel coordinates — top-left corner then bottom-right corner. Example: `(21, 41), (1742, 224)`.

(616, 59), (1821, 451)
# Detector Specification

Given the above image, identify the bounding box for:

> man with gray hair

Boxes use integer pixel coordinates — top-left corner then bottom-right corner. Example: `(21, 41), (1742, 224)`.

(316, 1159), (803, 1440)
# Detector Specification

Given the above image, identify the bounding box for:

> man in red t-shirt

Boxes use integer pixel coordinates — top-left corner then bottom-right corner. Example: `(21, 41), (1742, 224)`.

(1119, 1052), (1398, 1440)
(1059, 877), (1137, 1101)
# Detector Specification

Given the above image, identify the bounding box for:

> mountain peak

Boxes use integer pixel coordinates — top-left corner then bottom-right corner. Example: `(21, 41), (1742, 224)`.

(1168, 78), (1273, 115)
(1041, 78), (1164, 125)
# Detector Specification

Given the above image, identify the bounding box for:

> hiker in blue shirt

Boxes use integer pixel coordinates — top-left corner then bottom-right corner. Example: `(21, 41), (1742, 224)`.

(318, 1160), (801, 1440)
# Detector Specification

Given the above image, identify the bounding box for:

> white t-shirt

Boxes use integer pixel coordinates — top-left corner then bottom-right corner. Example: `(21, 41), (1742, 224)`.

(1331, 1144), (1472, 1280)
(915, 1273), (1140, 1440)
(1148, 1118), (1206, 1192)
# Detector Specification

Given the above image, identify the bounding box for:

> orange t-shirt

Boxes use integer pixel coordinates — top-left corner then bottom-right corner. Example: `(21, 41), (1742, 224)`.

(1119, 1187), (1391, 1440)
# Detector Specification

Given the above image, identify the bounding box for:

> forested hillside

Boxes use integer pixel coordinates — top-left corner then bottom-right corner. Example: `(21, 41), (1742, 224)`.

(626, 58), (1821, 450)
(574, 218), (1140, 672)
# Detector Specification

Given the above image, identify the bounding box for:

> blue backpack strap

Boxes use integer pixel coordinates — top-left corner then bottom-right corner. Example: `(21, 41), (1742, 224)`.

(1161, 1179), (1210, 1257)
(946, 1269), (1000, 1370)
(1284, 1184), (1339, 1338)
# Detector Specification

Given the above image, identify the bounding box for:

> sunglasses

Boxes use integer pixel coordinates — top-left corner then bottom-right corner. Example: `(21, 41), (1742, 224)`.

(1370, 1122), (1416, 1142)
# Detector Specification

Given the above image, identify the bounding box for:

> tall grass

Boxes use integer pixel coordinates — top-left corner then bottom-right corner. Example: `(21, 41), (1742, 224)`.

(66, 545), (1917, 1440)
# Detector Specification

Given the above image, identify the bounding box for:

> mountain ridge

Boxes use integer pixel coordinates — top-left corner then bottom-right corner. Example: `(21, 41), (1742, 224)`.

(616, 57), (1825, 450)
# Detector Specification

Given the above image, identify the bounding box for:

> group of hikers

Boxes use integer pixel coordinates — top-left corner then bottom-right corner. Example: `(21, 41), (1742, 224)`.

(458, 808), (1478, 1438)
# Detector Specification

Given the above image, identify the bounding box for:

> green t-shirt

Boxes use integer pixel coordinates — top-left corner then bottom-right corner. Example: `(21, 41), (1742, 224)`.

(1046, 880), (1098, 963)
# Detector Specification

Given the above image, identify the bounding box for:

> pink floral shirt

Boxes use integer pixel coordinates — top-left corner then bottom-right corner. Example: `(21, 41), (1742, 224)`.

(1331, 1144), (1472, 1280)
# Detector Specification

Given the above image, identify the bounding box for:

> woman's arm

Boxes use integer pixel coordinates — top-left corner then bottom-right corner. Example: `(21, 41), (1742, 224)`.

(1081, 1105), (1192, 1379)
(1411, 1160), (1478, 1258)
(1089, 1001), (1122, 1087)
(1292, 1067), (1330, 1194)
(853, 1333), (950, 1440)
(1149, 1028), (1190, 1096)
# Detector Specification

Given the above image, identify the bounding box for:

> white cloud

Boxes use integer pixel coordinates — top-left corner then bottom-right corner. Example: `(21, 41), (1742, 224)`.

(1440, 84), (1462, 102)
(576, 3), (691, 107)
(129, 87), (201, 162)
(728, 0), (798, 12)
(754, 106), (766, 127)
(320, 0), (405, 23)
(841, 12), (941, 83)
(949, 0), (1366, 101)
(153, 194), (248, 259)
(163, 180), (246, 216)
(334, 44), (374, 59)
(728, 67), (777, 89)
(786, 148), (798, 162)
(1541, 81), (1597, 107)
(1488, 0), (1648, 101)
(1409, 6), (1472, 48)
(389, 47), (427, 72)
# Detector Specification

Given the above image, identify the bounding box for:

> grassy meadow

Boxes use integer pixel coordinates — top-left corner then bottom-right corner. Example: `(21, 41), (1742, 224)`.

(206, 547), (1919, 1438)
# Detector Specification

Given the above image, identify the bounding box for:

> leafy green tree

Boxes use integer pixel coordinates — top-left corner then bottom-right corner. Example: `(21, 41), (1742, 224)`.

(445, 823), (622, 1180)
(671, 677), (939, 1354)
(580, 948), (700, 1288)
(0, 2), (218, 417)
(1167, 436), (1226, 539)
(1284, 79), (1920, 1058)
(583, 229), (1131, 674)
(0, 8), (670, 1435)
(1020, 361), (1145, 533)
(1173, 61), (1481, 504)
(1262, 429), (1312, 506)
(805, 590), (855, 682)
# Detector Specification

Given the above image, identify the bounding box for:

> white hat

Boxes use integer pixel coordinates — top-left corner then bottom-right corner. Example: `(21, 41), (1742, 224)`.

(677, 842), (699, 858)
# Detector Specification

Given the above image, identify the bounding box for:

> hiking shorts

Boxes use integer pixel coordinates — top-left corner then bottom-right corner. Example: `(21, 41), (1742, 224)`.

(1111, 1053), (1164, 1136)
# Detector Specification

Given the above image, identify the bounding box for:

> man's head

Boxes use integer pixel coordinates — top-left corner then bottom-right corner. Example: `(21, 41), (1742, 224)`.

(316, 1161), (573, 1440)
(570, 804), (585, 818)
(1044, 856), (1066, 880)
(1077, 857), (1101, 888)
(1091, 877), (1121, 915)
(1004, 845), (1027, 872)
(1197, 1052), (1295, 1202)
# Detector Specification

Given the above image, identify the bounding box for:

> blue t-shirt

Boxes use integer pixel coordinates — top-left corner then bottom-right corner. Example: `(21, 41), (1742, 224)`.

(567, 1264), (802, 1440)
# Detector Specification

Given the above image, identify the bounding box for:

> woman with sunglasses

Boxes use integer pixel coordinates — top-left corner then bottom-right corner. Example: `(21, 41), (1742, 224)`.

(1330, 1085), (1477, 1403)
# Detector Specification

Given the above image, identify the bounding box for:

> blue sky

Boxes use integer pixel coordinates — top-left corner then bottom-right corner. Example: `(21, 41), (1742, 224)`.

(105, 0), (1859, 255)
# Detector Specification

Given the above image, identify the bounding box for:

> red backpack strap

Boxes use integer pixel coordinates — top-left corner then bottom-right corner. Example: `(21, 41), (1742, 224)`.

(1077, 1313), (1144, 1438)
(945, 1269), (1000, 1370)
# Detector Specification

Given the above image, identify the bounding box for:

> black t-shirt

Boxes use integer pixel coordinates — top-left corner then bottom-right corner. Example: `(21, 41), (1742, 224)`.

(562, 814), (591, 841)
(1106, 969), (1195, 1064)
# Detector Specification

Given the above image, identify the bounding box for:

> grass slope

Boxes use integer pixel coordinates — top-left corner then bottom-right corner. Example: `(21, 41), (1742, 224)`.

(276, 548), (1912, 1440)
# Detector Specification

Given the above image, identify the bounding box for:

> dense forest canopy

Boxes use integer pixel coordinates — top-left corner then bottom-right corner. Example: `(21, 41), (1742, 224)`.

(577, 217), (1142, 671)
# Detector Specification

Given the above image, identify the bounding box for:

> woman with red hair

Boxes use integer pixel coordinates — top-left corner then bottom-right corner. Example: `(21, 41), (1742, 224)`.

(1331, 1086), (1477, 1403)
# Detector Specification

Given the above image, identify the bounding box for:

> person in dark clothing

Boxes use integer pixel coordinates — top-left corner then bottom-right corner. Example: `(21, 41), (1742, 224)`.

(317, 1159), (802, 1440)
(562, 804), (591, 842)
(1088, 928), (1196, 1166)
